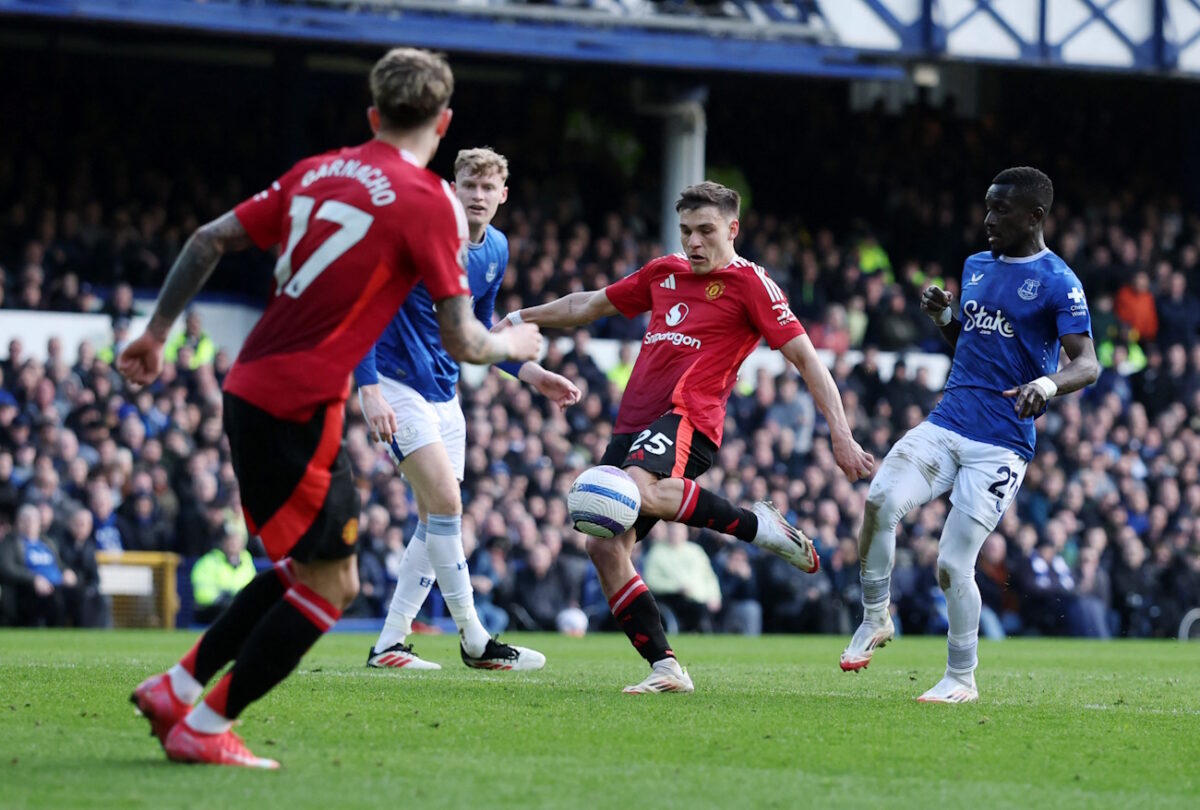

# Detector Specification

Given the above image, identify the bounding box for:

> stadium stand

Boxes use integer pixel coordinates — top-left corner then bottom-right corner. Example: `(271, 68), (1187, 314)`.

(1, 16), (1197, 639)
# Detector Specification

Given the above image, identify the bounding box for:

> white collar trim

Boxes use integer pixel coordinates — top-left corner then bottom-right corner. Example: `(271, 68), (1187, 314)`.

(997, 247), (1051, 264)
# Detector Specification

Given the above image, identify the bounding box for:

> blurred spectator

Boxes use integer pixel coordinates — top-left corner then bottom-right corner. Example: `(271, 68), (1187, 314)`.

(642, 522), (722, 633)
(509, 542), (574, 631)
(0, 503), (73, 626)
(1114, 270), (1158, 343)
(190, 525), (256, 624)
(55, 505), (109, 627)
(164, 310), (216, 370)
(715, 545), (761, 635)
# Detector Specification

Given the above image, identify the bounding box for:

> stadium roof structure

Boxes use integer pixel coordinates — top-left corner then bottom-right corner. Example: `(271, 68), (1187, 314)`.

(3, 0), (1197, 78)
(0, 0), (906, 79)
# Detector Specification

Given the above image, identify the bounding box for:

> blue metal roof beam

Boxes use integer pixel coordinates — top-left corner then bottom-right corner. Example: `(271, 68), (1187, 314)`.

(0, 0), (906, 79)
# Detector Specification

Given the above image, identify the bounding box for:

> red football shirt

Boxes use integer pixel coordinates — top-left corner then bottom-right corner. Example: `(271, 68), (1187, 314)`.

(224, 140), (470, 421)
(605, 253), (805, 446)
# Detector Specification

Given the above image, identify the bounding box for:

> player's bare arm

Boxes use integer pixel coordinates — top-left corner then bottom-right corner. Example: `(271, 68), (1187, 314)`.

(922, 285), (962, 347)
(438, 294), (542, 365)
(779, 334), (875, 482)
(1002, 332), (1100, 418)
(118, 211), (252, 385)
(516, 362), (582, 410)
(494, 289), (620, 331)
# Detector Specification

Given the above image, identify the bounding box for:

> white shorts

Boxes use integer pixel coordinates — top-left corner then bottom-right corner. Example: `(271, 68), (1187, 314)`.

(884, 421), (1027, 531)
(360, 377), (466, 482)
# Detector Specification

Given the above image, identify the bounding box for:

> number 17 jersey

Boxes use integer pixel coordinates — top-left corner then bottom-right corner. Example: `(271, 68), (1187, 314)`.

(225, 139), (471, 422)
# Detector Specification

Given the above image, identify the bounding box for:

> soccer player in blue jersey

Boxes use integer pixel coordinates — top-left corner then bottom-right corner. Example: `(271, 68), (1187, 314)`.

(840, 167), (1100, 702)
(357, 147), (580, 671)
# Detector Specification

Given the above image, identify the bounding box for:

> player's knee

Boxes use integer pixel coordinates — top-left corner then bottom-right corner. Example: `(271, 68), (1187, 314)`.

(865, 480), (902, 530)
(936, 557), (973, 592)
(585, 536), (624, 571)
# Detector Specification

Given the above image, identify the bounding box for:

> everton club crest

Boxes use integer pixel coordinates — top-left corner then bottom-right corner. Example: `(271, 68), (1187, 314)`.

(1018, 278), (1041, 301)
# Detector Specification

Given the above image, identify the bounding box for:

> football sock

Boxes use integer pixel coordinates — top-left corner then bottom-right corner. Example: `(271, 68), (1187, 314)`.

(861, 576), (892, 621)
(425, 513), (491, 658)
(673, 479), (758, 542)
(374, 521), (433, 653)
(938, 508), (990, 675)
(179, 559), (292, 686)
(609, 575), (674, 665)
(190, 582), (340, 725)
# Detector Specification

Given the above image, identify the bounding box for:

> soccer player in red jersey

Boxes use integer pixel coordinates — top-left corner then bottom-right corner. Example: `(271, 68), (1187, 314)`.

(496, 181), (875, 693)
(120, 48), (542, 767)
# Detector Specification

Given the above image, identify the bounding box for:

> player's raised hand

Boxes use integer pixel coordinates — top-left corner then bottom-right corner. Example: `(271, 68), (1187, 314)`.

(921, 285), (953, 322)
(359, 384), (398, 444)
(533, 370), (581, 411)
(1002, 381), (1050, 419)
(117, 332), (166, 387)
(832, 435), (875, 483)
(504, 322), (543, 362)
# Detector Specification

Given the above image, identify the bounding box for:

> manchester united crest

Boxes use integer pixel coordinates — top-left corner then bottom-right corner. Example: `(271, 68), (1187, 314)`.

(342, 518), (359, 546)
(705, 280), (725, 301)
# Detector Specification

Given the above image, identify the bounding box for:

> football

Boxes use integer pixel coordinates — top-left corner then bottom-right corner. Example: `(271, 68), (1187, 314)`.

(567, 465), (642, 538)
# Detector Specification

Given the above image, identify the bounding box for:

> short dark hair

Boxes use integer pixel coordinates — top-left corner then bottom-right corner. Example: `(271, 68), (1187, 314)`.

(369, 48), (454, 130)
(675, 181), (740, 219)
(992, 166), (1054, 212)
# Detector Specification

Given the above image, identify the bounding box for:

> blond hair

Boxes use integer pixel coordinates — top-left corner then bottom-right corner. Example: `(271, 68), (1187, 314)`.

(454, 147), (509, 183)
(369, 48), (454, 130)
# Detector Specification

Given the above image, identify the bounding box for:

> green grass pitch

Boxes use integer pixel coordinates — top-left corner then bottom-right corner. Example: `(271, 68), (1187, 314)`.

(1, 630), (1197, 809)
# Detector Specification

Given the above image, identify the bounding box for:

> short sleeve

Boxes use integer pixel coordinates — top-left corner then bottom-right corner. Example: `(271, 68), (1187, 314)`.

(233, 166), (300, 250)
(604, 258), (660, 318)
(744, 264), (805, 350)
(406, 180), (471, 302)
(1053, 273), (1092, 338)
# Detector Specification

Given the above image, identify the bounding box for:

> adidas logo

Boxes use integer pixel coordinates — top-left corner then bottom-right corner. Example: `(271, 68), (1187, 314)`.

(659, 274), (676, 289)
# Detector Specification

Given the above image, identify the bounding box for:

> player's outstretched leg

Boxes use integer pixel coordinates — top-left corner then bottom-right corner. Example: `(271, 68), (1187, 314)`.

(841, 460), (934, 672)
(918, 508), (988, 704)
(367, 521), (441, 670)
(648, 476), (820, 573)
(164, 557), (356, 768)
(132, 559), (295, 746)
(587, 534), (692, 694)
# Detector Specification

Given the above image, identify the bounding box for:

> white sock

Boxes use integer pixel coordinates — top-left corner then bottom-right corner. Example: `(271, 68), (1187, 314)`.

(938, 508), (990, 677)
(374, 522), (434, 653)
(167, 664), (203, 705)
(183, 701), (233, 735)
(425, 513), (490, 657)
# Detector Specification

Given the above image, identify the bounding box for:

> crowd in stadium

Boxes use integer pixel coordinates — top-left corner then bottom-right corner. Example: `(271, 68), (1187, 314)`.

(2, 103), (1199, 639)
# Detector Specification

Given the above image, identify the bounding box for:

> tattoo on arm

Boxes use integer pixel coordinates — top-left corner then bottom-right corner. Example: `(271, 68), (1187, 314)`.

(438, 295), (505, 364)
(149, 212), (252, 338)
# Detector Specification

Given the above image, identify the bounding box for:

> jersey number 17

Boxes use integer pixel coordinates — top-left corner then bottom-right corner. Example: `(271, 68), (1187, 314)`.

(273, 195), (374, 298)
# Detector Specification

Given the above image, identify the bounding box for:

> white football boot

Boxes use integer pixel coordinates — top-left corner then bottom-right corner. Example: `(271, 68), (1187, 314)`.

(750, 501), (820, 573)
(366, 642), (442, 670)
(623, 658), (695, 695)
(460, 638), (546, 671)
(917, 670), (979, 704)
(839, 611), (896, 672)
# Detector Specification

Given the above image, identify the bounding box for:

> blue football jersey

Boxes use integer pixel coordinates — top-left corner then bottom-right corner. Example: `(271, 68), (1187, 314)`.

(355, 223), (511, 402)
(928, 248), (1092, 460)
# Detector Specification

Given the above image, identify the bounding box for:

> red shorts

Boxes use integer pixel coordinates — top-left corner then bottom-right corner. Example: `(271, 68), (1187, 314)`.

(223, 392), (360, 563)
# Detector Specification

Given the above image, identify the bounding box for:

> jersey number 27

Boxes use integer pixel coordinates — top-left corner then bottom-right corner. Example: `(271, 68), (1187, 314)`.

(273, 195), (374, 298)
